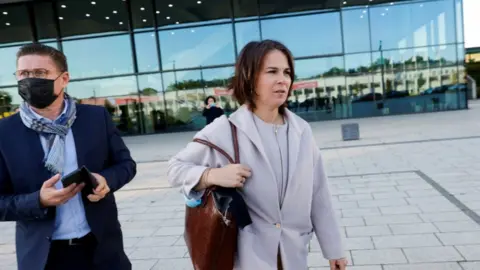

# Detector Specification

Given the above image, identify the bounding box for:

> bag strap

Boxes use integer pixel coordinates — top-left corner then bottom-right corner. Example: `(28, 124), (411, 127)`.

(193, 121), (239, 164)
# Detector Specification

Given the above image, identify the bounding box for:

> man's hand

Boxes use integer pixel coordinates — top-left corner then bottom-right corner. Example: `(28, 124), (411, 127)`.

(87, 173), (110, 202)
(40, 174), (85, 207)
(329, 258), (348, 270)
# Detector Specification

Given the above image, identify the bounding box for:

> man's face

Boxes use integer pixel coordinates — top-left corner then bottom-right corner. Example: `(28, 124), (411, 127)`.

(16, 55), (69, 96)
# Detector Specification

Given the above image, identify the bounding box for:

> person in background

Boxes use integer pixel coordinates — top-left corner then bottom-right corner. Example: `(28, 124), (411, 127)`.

(0, 43), (136, 270)
(202, 95), (225, 125)
(167, 40), (347, 270)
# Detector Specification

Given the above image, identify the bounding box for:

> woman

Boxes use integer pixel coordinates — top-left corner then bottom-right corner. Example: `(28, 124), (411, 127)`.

(202, 95), (224, 125)
(167, 40), (347, 270)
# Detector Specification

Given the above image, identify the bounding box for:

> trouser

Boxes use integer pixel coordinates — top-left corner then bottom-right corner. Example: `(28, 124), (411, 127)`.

(277, 246), (283, 270)
(44, 232), (97, 270)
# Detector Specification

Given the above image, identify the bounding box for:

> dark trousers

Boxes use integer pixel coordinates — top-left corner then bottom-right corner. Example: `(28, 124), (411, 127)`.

(44, 233), (97, 270)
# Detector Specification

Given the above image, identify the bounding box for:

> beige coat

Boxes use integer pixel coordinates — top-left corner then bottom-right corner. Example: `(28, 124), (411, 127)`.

(167, 105), (345, 270)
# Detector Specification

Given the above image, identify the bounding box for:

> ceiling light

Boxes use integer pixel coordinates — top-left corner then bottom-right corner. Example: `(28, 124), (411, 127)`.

(176, 21), (179, 24)
(59, 17), (64, 20)
(143, 19), (147, 22)
(140, 7), (145, 11)
(363, 10), (366, 13)
(191, 29), (195, 33)
(168, 4), (173, 7)
(119, 22), (123, 25)
(61, 4), (66, 8)
(113, 10), (117, 14)
(106, 16), (110, 19)
(5, 22), (10, 26)
(390, 2), (394, 4)
(2, 12), (7, 15)
(86, 13), (90, 17)
(381, 13), (385, 16)
(166, 16), (170, 19)
(91, 1), (96, 4)
(197, 1), (202, 3)
(156, 11), (160, 14)
(171, 32), (174, 35)
(360, 15), (364, 18)
(343, 1), (347, 4)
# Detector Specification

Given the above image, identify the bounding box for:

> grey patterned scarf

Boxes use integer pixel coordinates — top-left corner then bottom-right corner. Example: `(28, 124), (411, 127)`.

(19, 95), (77, 174)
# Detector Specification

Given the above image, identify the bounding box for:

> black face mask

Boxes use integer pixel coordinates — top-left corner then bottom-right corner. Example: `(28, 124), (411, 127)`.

(18, 77), (60, 109)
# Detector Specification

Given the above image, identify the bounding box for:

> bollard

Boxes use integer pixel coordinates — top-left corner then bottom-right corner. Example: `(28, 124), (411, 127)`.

(341, 123), (360, 141)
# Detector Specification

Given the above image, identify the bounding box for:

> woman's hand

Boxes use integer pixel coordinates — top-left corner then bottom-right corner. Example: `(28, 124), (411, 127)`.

(208, 164), (251, 188)
(329, 258), (347, 270)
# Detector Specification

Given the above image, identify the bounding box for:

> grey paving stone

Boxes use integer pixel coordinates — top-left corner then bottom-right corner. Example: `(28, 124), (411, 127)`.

(372, 191), (408, 199)
(153, 226), (184, 236)
(339, 217), (365, 227)
(436, 232), (480, 245)
(351, 249), (407, 264)
(135, 236), (181, 247)
(364, 214), (424, 225)
(332, 201), (359, 210)
(346, 225), (391, 237)
(338, 194), (373, 202)
(373, 234), (442, 248)
(342, 208), (380, 218)
(129, 246), (188, 260)
(383, 263), (463, 270)
(358, 198), (408, 208)
(389, 223), (439, 234)
(455, 245), (480, 260)
(420, 212), (471, 222)
(403, 246), (464, 263)
(151, 258), (194, 270)
(380, 205), (422, 215)
(307, 252), (352, 267)
(310, 267), (381, 270)
(132, 259), (159, 270)
(434, 221), (480, 232)
(0, 244), (15, 254)
(460, 261), (480, 270)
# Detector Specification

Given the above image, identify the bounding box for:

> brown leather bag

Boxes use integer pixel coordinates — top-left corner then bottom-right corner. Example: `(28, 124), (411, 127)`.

(184, 121), (240, 270)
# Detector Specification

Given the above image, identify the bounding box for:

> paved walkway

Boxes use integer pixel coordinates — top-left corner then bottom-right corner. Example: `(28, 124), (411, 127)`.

(1, 103), (480, 269)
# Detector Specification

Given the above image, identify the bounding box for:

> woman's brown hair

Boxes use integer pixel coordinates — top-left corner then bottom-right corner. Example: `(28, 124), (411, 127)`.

(228, 40), (295, 114)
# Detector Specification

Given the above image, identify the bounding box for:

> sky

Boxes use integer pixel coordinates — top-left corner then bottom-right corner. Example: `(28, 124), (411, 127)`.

(463, 0), (480, 49)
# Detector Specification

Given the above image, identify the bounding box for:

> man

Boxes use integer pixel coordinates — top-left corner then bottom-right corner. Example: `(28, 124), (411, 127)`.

(0, 43), (137, 270)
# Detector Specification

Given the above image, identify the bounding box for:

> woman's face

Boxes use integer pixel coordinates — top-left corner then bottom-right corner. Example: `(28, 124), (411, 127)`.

(254, 49), (292, 111)
(207, 97), (215, 105)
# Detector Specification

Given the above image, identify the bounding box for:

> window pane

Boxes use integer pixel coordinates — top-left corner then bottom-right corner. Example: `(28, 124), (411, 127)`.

(0, 5), (31, 45)
(202, 66), (236, 116)
(342, 8), (371, 53)
(290, 57), (345, 120)
(235, 21), (260, 54)
(62, 35), (134, 79)
(233, 0), (258, 20)
(163, 70), (204, 131)
(0, 46), (21, 87)
(155, 0), (231, 28)
(345, 53), (373, 74)
(159, 24), (235, 70)
(135, 32), (160, 72)
(131, 0), (154, 31)
(34, 2), (57, 41)
(455, 0), (463, 43)
(261, 13), (342, 57)
(370, 0), (456, 51)
(67, 76), (141, 135)
(57, 0), (129, 39)
(0, 87), (21, 116)
(137, 74), (166, 134)
(259, 0), (340, 16)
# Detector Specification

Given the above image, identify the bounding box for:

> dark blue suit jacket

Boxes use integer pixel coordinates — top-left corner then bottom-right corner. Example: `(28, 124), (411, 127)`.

(0, 104), (137, 270)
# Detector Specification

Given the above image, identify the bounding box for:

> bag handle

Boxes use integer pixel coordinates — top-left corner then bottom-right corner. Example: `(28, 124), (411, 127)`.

(193, 121), (239, 164)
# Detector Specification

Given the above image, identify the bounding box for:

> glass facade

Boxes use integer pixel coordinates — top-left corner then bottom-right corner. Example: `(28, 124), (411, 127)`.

(0, 0), (467, 135)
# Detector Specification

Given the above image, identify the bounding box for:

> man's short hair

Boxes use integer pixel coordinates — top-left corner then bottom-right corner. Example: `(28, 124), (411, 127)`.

(16, 43), (68, 72)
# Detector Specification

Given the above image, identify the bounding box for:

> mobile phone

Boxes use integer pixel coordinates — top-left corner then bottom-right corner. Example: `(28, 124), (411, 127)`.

(61, 166), (98, 192)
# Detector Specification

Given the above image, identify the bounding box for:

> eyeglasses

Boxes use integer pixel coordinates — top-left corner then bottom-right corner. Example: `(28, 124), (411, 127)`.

(14, 69), (50, 80)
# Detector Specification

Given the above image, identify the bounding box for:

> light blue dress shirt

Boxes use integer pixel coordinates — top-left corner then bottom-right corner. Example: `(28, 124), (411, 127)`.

(29, 102), (91, 240)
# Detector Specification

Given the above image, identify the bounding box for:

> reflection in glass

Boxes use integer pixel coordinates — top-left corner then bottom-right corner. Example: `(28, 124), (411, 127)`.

(261, 13), (342, 57)
(137, 74), (166, 133)
(235, 21), (261, 54)
(159, 24), (235, 70)
(162, 70), (204, 131)
(342, 8), (371, 53)
(62, 35), (134, 79)
(130, 0), (154, 31)
(135, 32), (160, 72)
(57, 0), (128, 38)
(0, 46), (22, 87)
(202, 66), (236, 117)
(155, 0), (231, 28)
(0, 5), (31, 45)
(67, 76), (140, 135)
(0, 87), (21, 119)
(455, 0), (463, 43)
(34, 2), (57, 41)
(290, 57), (345, 121)
(370, 0), (456, 50)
